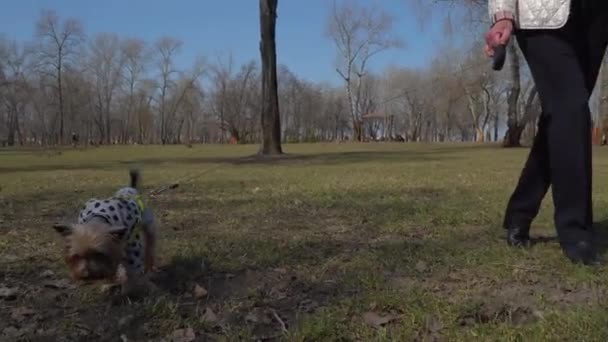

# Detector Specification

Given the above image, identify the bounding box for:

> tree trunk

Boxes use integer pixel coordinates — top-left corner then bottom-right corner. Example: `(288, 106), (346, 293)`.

(503, 124), (525, 147)
(105, 109), (111, 145)
(503, 43), (522, 147)
(57, 54), (65, 145)
(258, 0), (282, 155)
(493, 111), (499, 142)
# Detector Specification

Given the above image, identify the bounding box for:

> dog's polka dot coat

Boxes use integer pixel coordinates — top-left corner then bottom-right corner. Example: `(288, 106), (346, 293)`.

(78, 187), (150, 275)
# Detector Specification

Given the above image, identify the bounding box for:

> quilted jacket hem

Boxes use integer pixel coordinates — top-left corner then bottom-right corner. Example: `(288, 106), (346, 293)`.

(489, 0), (571, 30)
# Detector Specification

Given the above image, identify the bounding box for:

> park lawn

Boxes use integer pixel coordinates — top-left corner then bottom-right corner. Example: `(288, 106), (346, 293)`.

(2, 142), (608, 341)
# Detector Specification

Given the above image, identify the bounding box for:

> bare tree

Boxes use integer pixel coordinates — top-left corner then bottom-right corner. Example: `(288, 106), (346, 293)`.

(0, 37), (32, 146)
(154, 37), (182, 144)
(209, 60), (259, 144)
(278, 65), (349, 142)
(457, 43), (504, 142)
(326, 0), (402, 141)
(119, 38), (149, 143)
(87, 33), (127, 143)
(502, 43), (523, 146)
(259, 0), (282, 155)
(35, 9), (84, 144)
(1, 2), (543, 147)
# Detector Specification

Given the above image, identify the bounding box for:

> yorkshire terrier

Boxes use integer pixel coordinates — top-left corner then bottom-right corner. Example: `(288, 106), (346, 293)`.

(52, 169), (157, 296)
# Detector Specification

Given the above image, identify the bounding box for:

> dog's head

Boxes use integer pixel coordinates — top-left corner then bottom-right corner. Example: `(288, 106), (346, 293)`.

(52, 222), (128, 281)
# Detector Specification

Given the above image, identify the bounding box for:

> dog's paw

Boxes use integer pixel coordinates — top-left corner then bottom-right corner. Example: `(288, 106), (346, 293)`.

(100, 283), (121, 295)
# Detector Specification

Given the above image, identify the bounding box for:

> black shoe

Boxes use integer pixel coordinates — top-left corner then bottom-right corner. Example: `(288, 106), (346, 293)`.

(506, 226), (530, 247)
(562, 241), (602, 266)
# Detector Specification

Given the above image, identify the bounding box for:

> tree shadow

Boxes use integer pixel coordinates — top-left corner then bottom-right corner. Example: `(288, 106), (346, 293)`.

(0, 149), (463, 174)
(1, 173), (528, 340)
(146, 222), (490, 339)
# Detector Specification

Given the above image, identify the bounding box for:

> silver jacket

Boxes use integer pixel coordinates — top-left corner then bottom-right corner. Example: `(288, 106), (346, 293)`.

(488, 0), (571, 29)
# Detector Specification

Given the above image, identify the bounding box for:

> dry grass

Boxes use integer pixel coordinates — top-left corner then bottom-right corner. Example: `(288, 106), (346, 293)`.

(2, 142), (608, 341)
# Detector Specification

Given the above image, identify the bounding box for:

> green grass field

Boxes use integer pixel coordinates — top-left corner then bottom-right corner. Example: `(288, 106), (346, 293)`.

(3, 143), (608, 341)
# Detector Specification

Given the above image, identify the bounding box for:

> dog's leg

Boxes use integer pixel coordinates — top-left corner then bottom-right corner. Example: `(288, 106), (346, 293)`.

(114, 264), (135, 296)
(141, 208), (157, 272)
(119, 266), (155, 297)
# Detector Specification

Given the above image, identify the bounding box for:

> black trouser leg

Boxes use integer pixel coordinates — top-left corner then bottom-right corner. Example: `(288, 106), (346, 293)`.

(504, 3), (608, 253)
(503, 114), (550, 231)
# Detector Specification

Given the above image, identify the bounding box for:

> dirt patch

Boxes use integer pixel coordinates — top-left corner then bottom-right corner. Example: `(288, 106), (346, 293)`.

(1, 261), (346, 341)
(388, 267), (607, 309)
(458, 302), (543, 327)
(149, 259), (346, 339)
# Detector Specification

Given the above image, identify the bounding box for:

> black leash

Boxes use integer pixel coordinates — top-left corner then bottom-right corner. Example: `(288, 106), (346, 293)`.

(148, 164), (223, 199)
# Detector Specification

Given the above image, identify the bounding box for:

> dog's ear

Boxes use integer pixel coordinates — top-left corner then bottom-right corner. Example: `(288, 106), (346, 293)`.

(53, 223), (74, 237)
(108, 226), (129, 240)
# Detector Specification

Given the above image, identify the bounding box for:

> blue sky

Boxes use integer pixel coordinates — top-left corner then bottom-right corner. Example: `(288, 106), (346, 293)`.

(0, 0), (461, 86)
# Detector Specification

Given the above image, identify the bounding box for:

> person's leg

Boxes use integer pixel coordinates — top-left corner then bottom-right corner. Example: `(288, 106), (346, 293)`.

(502, 114), (550, 246)
(513, 9), (602, 263)
(500, 14), (583, 246)
(571, 1), (608, 258)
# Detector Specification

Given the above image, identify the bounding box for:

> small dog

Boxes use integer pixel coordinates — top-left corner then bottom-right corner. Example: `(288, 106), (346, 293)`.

(52, 169), (157, 296)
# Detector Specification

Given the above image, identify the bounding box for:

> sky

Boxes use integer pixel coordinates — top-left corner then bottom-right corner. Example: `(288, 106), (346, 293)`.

(0, 0), (462, 86)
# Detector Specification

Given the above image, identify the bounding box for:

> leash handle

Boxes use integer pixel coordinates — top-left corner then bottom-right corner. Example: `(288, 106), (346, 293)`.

(492, 43), (507, 71)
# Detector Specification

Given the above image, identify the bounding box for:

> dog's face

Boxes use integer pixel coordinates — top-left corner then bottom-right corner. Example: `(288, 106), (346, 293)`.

(52, 222), (128, 281)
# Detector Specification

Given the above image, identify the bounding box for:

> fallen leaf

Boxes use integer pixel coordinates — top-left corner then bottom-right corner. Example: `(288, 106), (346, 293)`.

(509, 306), (540, 326)
(39, 270), (55, 278)
(43, 279), (75, 289)
(415, 261), (428, 272)
(120, 334), (129, 342)
(274, 267), (287, 274)
(388, 275), (412, 289)
(10, 307), (37, 322)
(100, 284), (120, 294)
(170, 327), (196, 342)
(200, 308), (218, 323)
(2, 255), (17, 263)
(2, 326), (21, 337)
(369, 302), (378, 310)
(424, 315), (444, 333)
(0, 286), (18, 300)
(362, 311), (398, 328)
(193, 284), (208, 298)
(533, 309), (545, 321)
(119, 315), (134, 327)
(246, 308), (272, 325)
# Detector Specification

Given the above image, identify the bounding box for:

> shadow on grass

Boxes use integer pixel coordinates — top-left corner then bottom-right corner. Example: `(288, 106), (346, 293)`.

(147, 223), (496, 339)
(2, 177), (519, 340)
(524, 220), (608, 256)
(0, 149), (464, 174)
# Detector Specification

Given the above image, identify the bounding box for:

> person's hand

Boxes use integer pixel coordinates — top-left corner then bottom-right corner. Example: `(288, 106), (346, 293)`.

(484, 19), (514, 57)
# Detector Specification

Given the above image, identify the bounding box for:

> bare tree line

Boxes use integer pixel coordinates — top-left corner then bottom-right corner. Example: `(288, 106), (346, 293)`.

(1, 2), (569, 148)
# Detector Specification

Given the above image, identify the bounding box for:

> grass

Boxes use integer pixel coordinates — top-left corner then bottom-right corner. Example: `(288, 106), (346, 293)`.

(2, 142), (608, 341)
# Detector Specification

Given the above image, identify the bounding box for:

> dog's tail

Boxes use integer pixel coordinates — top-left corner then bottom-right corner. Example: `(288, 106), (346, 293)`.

(129, 168), (142, 191)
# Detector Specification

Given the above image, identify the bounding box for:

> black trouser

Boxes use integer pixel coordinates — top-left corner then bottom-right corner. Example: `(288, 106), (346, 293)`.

(503, 1), (608, 247)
